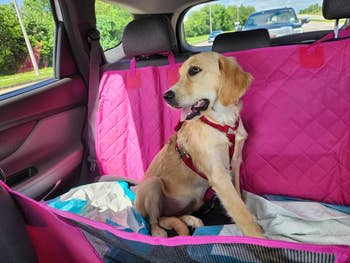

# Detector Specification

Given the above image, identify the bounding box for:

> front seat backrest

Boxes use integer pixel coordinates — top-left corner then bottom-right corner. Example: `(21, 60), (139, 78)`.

(122, 16), (176, 58)
(212, 29), (271, 53)
(323, 0), (350, 19)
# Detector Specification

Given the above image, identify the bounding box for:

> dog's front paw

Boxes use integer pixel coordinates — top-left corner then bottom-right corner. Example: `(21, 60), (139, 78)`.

(151, 223), (168, 237)
(159, 217), (190, 236)
(179, 215), (204, 228)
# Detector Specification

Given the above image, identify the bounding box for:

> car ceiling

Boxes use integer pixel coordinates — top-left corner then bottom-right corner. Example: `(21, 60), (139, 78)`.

(108, 0), (210, 14)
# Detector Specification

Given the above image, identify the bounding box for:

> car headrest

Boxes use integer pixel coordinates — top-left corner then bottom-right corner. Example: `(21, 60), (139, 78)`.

(122, 16), (176, 58)
(212, 29), (271, 53)
(323, 0), (350, 19)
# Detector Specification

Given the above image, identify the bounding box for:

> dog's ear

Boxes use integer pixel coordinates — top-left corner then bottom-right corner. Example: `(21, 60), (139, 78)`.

(218, 56), (252, 106)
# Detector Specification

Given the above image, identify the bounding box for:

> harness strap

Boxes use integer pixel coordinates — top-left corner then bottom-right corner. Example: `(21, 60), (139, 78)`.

(175, 144), (208, 180)
(200, 116), (239, 161)
(175, 116), (240, 202)
(204, 187), (216, 203)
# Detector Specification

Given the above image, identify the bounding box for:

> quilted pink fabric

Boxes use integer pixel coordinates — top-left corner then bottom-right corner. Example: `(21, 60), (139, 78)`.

(96, 60), (180, 181)
(96, 36), (350, 205)
(232, 38), (350, 205)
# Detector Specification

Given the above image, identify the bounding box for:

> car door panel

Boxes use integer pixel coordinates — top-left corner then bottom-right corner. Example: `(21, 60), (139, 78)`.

(0, 77), (85, 129)
(0, 121), (36, 160)
(0, 77), (86, 199)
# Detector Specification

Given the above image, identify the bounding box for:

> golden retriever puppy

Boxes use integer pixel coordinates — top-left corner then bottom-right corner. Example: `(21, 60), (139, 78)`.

(135, 52), (264, 238)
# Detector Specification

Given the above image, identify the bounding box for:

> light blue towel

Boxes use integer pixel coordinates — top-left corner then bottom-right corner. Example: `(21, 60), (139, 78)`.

(47, 181), (149, 235)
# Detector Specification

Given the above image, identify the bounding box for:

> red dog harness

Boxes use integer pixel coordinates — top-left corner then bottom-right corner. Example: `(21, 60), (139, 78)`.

(175, 116), (239, 202)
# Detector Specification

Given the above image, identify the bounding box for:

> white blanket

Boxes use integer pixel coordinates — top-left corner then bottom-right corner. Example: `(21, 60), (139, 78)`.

(243, 192), (350, 244)
(195, 192), (350, 245)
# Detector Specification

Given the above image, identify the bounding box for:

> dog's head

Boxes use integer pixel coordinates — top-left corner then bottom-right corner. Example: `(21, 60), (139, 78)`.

(163, 52), (252, 119)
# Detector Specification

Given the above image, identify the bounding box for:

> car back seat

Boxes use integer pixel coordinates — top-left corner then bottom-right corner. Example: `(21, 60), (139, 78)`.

(212, 29), (271, 53)
(97, 15), (184, 182)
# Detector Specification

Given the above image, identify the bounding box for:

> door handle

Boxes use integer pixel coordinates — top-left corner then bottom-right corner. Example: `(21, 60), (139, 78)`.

(6, 167), (37, 186)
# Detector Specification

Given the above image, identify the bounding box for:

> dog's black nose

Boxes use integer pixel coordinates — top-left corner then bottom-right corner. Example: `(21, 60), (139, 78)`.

(163, 90), (175, 102)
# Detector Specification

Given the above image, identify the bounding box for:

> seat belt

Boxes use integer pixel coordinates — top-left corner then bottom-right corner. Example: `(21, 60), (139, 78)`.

(84, 28), (102, 178)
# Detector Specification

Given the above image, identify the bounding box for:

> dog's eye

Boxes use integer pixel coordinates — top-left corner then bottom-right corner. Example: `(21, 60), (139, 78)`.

(188, 66), (202, 76)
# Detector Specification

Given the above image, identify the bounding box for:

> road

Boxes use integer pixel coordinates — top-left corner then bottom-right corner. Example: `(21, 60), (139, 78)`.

(303, 20), (334, 32)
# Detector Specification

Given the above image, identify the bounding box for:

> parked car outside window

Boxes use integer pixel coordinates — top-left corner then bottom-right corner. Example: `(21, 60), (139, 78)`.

(243, 7), (310, 38)
(208, 30), (224, 43)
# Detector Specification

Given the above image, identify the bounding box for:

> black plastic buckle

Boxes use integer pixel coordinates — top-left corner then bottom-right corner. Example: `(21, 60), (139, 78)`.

(88, 29), (100, 42)
(87, 156), (97, 172)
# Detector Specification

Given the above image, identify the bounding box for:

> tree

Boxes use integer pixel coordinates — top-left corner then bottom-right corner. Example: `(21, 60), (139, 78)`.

(0, 0), (132, 75)
(211, 4), (231, 32)
(299, 3), (322, 15)
(184, 8), (210, 37)
(0, 4), (27, 75)
(22, 0), (55, 68)
(237, 5), (256, 26)
(0, 0), (54, 74)
(95, 0), (133, 50)
(184, 4), (255, 38)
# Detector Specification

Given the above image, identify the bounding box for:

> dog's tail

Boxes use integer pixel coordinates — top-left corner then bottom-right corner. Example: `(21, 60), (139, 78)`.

(158, 216), (190, 236)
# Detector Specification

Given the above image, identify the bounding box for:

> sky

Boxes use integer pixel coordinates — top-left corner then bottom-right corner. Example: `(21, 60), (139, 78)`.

(221, 0), (323, 12)
(0, 0), (323, 13)
(0, 0), (23, 5)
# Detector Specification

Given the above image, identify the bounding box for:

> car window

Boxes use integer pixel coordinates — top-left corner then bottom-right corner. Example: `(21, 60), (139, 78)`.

(95, 0), (133, 51)
(183, 0), (343, 47)
(0, 0), (55, 95)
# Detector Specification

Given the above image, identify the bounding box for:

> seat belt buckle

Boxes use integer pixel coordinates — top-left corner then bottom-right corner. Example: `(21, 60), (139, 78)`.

(88, 29), (100, 42)
(87, 156), (98, 172)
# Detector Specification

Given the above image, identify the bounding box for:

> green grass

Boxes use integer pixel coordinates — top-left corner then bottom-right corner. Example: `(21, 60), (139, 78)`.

(186, 31), (234, 46)
(0, 67), (53, 89)
(186, 34), (208, 45)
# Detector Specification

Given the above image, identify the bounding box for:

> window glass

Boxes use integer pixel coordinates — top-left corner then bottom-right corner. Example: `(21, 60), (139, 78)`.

(95, 0), (133, 51)
(183, 0), (341, 47)
(0, 0), (55, 95)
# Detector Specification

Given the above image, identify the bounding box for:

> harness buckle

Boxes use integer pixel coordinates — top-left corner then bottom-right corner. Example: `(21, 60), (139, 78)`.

(87, 155), (98, 172)
(227, 128), (235, 134)
(177, 147), (190, 159)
